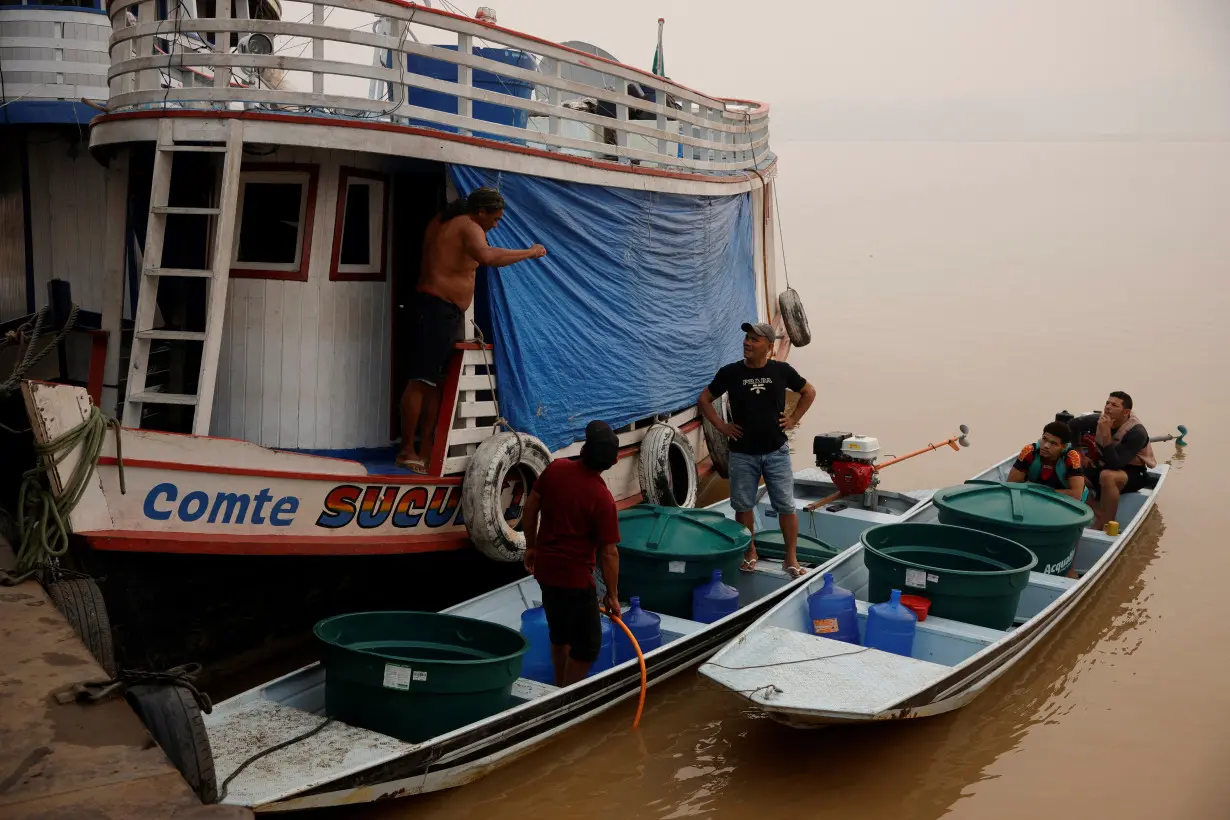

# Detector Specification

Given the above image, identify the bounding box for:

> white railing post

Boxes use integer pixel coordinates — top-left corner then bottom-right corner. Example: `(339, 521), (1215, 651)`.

(213, 0), (231, 90)
(615, 101), (628, 164)
(546, 58), (560, 149)
(312, 4), (324, 94)
(136, 0), (156, 93)
(456, 32), (472, 136)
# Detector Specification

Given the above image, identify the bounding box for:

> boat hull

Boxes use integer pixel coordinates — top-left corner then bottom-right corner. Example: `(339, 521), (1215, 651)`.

(702, 457), (1170, 727)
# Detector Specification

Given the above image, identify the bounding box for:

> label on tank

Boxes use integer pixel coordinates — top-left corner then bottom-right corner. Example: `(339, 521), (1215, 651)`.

(383, 663), (412, 690)
(412, 671), (428, 682)
(668, 561), (686, 573)
(905, 569), (927, 588)
(813, 618), (838, 634)
(927, 573), (939, 582)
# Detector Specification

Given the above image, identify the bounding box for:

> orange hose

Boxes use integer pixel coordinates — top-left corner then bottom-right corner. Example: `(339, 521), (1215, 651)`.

(604, 608), (646, 729)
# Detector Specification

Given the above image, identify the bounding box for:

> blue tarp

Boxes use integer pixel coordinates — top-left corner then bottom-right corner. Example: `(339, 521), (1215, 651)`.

(449, 165), (757, 451)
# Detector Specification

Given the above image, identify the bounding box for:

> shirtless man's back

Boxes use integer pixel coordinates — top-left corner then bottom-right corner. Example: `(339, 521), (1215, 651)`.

(397, 187), (546, 472)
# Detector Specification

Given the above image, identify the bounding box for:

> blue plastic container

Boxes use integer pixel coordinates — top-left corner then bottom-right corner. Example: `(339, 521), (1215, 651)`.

(692, 570), (740, 624)
(613, 597), (662, 664)
(806, 572), (860, 644)
(404, 45), (535, 142)
(588, 616), (616, 676)
(518, 606), (554, 684)
(864, 589), (918, 657)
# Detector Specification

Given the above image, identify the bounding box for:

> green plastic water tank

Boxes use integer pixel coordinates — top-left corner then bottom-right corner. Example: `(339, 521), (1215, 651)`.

(314, 611), (528, 743)
(932, 480), (1093, 576)
(753, 530), (841, 565)
(617, 506), (750, 619)
(862, 523), (1037, 630)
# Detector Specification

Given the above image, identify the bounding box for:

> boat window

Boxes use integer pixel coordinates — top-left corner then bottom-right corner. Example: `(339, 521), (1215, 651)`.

(231, 166), (317, 281)
(330, 169), (388, 281)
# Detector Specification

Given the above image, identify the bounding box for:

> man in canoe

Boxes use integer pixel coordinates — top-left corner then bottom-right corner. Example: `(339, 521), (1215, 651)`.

(1068, 391), (1155, 530)
(522, 420), (622, 686)
(699, 322), (817, 578)
(1007, 421), (1088, 502)
(396, 187), (547, 473)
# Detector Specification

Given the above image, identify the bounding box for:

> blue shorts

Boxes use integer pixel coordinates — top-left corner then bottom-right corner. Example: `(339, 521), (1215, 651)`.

(729, 444), (796, 516)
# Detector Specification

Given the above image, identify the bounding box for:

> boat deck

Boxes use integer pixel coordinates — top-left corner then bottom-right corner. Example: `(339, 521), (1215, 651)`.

(0, 546), (246, 819)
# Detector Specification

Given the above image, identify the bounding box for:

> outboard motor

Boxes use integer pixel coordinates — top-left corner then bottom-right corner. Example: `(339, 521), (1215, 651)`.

(813, 432), (882, 496)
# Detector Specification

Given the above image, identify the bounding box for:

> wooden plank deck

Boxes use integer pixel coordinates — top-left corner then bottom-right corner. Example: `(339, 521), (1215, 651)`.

(0, 543), (249, 820)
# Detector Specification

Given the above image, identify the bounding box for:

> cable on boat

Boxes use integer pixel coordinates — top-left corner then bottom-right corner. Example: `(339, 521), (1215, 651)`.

(603, 607), (647, 730)
(217, 716), (336, 803)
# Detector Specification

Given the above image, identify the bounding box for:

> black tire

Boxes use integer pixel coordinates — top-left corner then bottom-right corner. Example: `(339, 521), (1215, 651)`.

(46, 577), (117, 678)
(778, 287), (811, 347)
(126, 682), (218, 804)
(638, 424), (698, 508)
(700, 395), (731, 479)
(462, 431), (553, 562)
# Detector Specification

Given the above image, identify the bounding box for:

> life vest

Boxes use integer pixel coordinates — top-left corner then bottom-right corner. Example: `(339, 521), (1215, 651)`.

(1081, 415), (1156, 469)
(1025, 442), (1088, 502)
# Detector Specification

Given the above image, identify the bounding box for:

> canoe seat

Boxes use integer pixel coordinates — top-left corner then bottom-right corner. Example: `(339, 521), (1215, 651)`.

(511, 678), (559, 702)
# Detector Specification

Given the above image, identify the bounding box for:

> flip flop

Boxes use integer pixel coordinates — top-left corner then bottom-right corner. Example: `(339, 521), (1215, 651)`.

(784, 565), (807, 579)
(395, 455), (428, 474)
(739, 557), (758, 573)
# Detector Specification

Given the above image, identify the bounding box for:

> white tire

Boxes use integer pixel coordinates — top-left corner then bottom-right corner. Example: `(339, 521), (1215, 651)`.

(638, 424), (698, 508)
(462, 432), (553, 562)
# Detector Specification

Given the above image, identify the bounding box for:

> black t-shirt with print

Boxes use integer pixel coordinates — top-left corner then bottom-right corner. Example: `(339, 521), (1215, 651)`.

(707, 360), (807, 455)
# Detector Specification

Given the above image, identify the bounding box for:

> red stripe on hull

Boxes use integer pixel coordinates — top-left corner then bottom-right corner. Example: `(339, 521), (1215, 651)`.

(82, 530), (473, 556)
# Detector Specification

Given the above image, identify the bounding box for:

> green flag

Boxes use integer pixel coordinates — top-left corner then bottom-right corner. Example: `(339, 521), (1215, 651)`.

(652, 18), (665, 76)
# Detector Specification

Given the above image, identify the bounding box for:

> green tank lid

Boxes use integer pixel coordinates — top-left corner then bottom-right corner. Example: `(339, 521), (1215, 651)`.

(932, 480), (1094, 531)
(754, 530), (841, 564)
(617, 505), (751, 559)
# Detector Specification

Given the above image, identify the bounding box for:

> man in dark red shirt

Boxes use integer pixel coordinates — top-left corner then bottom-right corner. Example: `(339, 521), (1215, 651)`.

(522, 420), (622, 686)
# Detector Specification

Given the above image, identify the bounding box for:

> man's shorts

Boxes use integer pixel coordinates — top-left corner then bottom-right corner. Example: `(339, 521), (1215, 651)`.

(405, 292), (463, 387)
(1084, 464), (1149, 497)
(728, 443), (796, 516)
(540, 584), (602, 663)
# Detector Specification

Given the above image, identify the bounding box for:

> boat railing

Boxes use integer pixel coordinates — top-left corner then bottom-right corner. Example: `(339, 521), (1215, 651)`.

(103, 0), (771, 174)
(0, 0), (111, 108)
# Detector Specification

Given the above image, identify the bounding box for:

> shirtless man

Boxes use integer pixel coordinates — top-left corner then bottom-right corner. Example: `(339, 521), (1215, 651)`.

(397, 187), (546, 472)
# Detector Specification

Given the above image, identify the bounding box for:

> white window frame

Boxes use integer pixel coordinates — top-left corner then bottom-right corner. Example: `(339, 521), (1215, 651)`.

(231, 169), (312, 274)
(334, 177), (386, 278)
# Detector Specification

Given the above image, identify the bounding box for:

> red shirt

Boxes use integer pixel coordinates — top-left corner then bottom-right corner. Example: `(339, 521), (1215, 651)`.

(532, 459), (621, 589)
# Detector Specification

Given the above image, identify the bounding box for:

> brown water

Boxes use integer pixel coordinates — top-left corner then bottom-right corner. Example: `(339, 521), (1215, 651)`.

(322, 142), (1230, 819)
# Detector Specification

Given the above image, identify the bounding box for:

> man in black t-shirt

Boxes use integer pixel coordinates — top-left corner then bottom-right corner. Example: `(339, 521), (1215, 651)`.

(699, 322), (816, 578)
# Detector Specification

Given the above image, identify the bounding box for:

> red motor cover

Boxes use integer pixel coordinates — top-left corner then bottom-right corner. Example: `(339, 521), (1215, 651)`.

(830, 459), (876, 495)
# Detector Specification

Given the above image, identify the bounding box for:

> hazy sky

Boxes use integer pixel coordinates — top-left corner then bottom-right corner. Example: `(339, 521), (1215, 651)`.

(279, 0), (1230, 139)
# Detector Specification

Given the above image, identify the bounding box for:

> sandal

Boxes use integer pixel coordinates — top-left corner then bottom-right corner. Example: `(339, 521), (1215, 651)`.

(739, 556), (758, 573)
(395, 455), (428, 474)
(784, 565), (807, 579)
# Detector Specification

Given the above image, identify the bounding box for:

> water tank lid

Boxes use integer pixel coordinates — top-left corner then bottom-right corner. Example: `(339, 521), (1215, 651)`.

(617, 505), (750, 559)
(932, 479), (1094, 531)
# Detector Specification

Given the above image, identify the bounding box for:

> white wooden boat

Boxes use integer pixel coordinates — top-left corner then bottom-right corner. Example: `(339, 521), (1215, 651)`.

(698, 453), (1170, 727)
(203, 473), (934, 811)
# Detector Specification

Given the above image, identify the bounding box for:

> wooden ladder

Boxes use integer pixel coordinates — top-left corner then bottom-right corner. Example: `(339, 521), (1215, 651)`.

(122, 119), (243, 434)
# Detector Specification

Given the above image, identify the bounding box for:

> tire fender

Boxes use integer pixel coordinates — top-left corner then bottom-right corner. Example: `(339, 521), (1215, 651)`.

(638, 424), (699, 508)
(462, 431), (553, 562)
(700, 395), (731, 480)
(778, 287), (811, 347)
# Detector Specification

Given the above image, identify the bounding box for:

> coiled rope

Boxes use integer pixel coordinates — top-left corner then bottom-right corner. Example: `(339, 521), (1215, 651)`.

(16, 405), (124, 572)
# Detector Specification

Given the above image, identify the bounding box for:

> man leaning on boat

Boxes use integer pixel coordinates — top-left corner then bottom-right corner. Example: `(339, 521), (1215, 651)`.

(397, 187), (547, 473)
(699, 322), (816, 578)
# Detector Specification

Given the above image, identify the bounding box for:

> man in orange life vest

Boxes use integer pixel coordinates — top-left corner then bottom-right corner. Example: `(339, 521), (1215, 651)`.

(1068, 391), (1156, 530)
(1007, 420), (1087, 502)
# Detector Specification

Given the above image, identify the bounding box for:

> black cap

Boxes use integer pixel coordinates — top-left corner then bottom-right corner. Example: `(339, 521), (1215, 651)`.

(581, 420), (619, 471)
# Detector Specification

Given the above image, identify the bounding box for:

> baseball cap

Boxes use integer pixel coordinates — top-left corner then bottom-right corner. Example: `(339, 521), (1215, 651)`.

(741, 321), (777, 342)
(581, 420), (619, 470)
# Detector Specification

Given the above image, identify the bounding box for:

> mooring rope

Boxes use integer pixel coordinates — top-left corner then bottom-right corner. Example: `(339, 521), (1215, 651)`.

(16, 405), (125, 572)
(0, 303), (80, 399)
